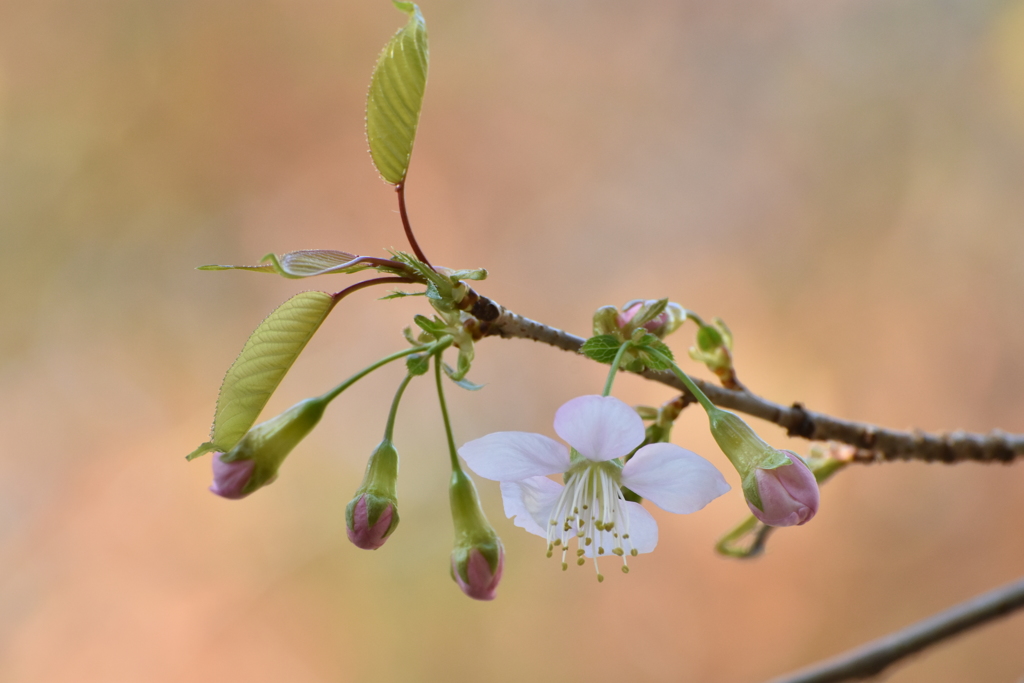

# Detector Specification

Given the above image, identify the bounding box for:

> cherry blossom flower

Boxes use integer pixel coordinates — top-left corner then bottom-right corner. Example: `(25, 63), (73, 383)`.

(458, 395), (730, 579)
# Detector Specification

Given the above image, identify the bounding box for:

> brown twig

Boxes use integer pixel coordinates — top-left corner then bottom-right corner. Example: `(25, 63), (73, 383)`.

(764, 576), (1024, 683)
(465, 294), (1024, 464)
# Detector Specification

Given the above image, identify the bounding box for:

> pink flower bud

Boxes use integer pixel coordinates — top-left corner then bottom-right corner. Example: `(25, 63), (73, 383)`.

(617, 302), (668, 333)
(747, 450), (820, 527)
(209, 453), (258, 500)
(346, 494), (397, 550)
(451, 545), (504, 601)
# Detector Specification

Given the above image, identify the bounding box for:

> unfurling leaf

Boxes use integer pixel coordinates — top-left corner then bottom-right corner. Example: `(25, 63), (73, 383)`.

(199, 250), (388, 279)
(187, 291), (338, 460)
(444, 363), (484, 391)
(366, 2), (428, 184)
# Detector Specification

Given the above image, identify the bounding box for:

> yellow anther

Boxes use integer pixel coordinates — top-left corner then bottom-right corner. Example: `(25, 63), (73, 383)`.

(621, 566), (630, 574)
(597, 574), (605, 583)
(562, 562), (568, 571)
(577, 557), (585, 566)
(585, 537), (592, 546)
(612, 548), (624, 556)
(630, 549), (638, 556)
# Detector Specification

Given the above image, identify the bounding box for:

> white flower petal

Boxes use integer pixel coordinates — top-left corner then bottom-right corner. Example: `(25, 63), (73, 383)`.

(553, 395), (645, 462)
(500, 476), (564, 538)
(583, 501), (658, 557)
(622, 442), (731, 514)
(459, 432), (570, 481)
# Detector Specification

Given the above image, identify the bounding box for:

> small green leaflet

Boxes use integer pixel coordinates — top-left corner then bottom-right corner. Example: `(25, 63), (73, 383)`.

(366, 2), (428, 185)
(580, 335), (623, 364)
(199, 250), (380, 279)
(186, 291), (338, 460)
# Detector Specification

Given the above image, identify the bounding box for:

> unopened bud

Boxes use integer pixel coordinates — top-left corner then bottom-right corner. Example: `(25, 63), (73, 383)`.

(210, 397), (326, 500)
(746, 450), (819, 527)
(707, 407), (819, 527)
(618, 299), (687, 338)
(345, 439), (401, 549)
(449, 469), (504, 600)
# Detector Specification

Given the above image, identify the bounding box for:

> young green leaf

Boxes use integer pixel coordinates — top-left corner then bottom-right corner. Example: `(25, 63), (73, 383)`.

(198, 250), (385, 279)
(580, 334), (624, 364)
(635, 335), (675, 370)
(366, 2), (428, 184)
(187, 291), (339, 460)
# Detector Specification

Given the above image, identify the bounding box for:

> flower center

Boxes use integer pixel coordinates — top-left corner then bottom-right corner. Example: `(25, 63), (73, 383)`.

(545, 459), (638, 582)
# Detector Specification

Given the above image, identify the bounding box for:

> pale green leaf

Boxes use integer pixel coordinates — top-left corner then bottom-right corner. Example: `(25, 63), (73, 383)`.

(366, 2), (429, 184)
(191, 291), (339, 459)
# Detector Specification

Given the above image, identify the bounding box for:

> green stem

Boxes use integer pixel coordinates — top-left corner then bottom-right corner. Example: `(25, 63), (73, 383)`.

(319, 346), (421, 404)
(434, 355), (462, 472)
(646, 349), (716, 413)
(602, 341), (634, 397)
(383, 373), (415, 441)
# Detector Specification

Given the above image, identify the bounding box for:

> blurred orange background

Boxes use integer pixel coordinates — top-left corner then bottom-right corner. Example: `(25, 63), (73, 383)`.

(2, 1), (1024, 681)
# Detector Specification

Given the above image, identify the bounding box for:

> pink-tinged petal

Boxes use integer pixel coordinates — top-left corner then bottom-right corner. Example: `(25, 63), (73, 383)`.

(459, 432), (570, 481)
(622, 442), (731, 514)
(583, 501), (658, 557)
(500, 476), (564, 537)
(209, 454), (256, 500)
(750, 451), (819, 527)
(346, 496), (395, 550)
(452, 547), (504, 601)
(553, 395), (645, 462)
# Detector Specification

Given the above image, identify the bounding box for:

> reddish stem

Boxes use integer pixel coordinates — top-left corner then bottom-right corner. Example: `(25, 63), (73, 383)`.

(396, 183), (431, 266)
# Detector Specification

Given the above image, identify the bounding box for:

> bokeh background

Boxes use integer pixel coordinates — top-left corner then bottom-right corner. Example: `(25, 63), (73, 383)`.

(2, 0), (1024, 681)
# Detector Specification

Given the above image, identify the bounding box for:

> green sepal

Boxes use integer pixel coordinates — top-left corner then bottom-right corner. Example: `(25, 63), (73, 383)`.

(366, 2), (428, 184)
(190, 291), (338, 457)
(580, 334), (624, 364)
